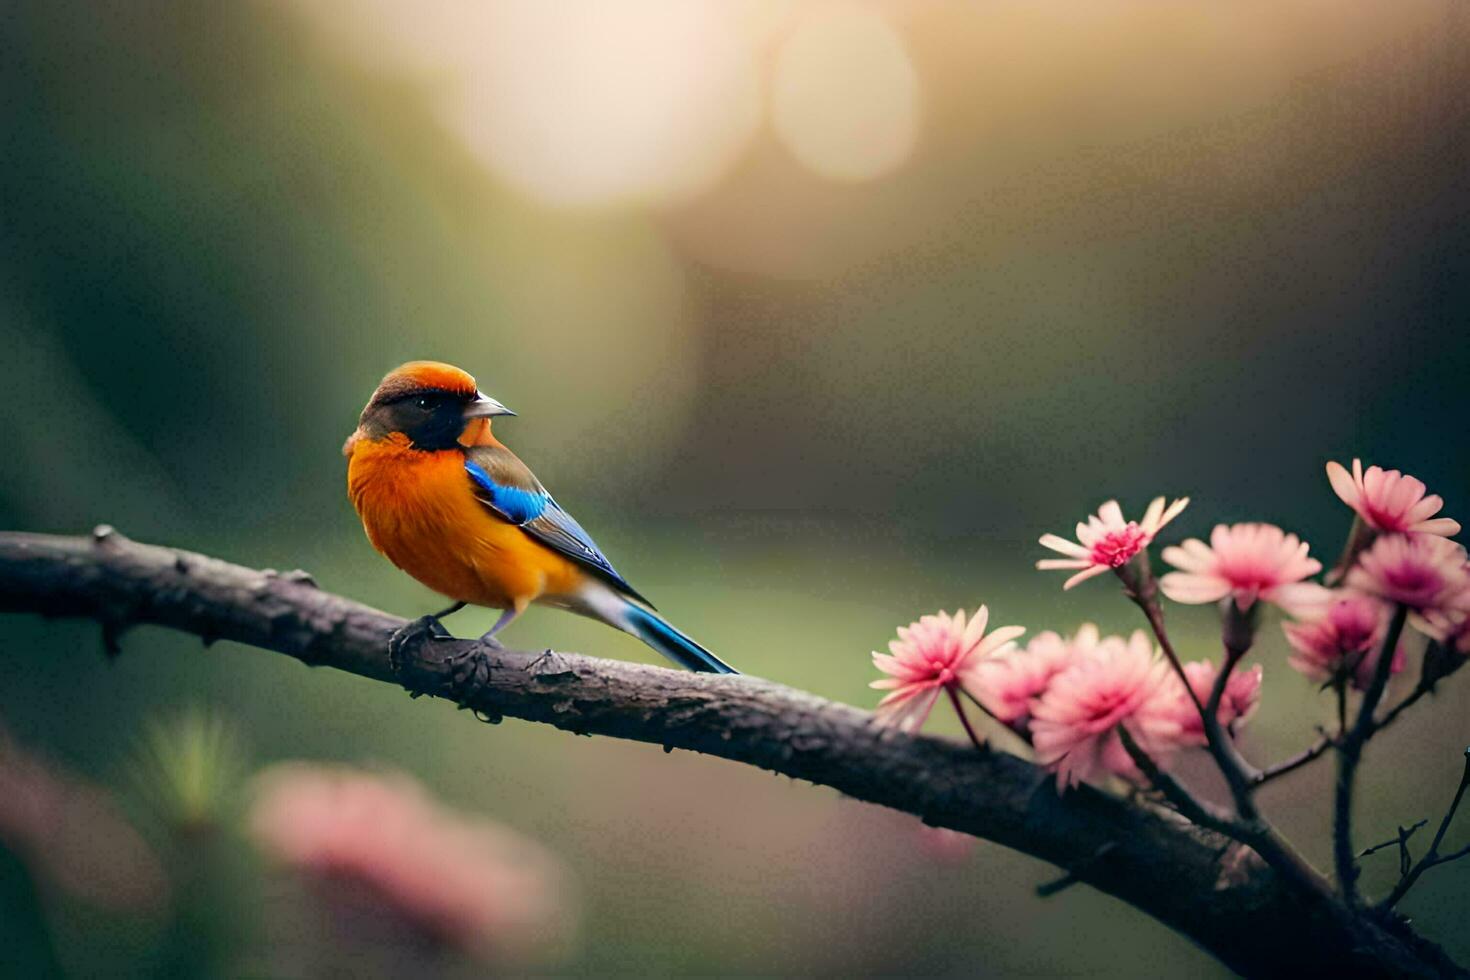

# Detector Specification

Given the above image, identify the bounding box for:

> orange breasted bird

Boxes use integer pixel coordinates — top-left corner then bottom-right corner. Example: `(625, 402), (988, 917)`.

(344, 361), (736, 673)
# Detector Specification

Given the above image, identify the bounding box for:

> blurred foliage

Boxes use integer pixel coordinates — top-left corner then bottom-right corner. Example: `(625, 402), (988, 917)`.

(1, 0), (1467, 976)
(128, 708), (248, 835)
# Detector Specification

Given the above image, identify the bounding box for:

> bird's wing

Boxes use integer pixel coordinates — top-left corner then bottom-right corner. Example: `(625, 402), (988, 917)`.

(463, 446), (648, 603)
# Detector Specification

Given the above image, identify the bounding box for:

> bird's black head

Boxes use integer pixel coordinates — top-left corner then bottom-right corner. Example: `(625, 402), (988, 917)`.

(347, 361), (514, 453)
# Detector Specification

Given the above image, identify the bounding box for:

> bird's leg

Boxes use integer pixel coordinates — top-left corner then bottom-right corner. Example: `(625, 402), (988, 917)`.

(476, 607), (521, 650)
(431, 600), (468, 621)
(386, 601), (466, 674)
(443, 605), (522, 718)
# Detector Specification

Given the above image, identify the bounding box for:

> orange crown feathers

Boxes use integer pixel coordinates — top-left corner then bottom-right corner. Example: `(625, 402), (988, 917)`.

(372, 361), (479, 402)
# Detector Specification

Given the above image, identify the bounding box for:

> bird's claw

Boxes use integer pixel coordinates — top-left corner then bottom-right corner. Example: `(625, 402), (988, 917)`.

(450, 639), (501, 722)
(387, 614), (454, 676)
(387, 616), (502, 719)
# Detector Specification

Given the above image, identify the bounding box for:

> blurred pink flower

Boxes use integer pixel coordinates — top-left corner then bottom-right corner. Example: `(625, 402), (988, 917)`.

(1346, 533), (1470, 611)
(249, 764), (570, 962)
(1159, 523), (1324, 613)
(1030, 629), (1177, 788)
(1283, 593), (1405, 690)
(1037, 496), (1189, 590)
(0, 726), (168, 913)
(964, 626), (1088, 728)
(1326, 459), (1460, 537)
(1146, 660), (1263, 748)
(870, 606), (1024, 733)
(1414, 607), (1470, 656)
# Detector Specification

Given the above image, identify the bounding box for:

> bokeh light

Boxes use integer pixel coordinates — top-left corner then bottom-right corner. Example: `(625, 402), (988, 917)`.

(299, 0), (766, 208)
(770, 7), (920, 182)
(452, 0), (764, 207)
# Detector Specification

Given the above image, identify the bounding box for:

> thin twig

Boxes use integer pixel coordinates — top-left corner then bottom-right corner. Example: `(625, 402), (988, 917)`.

(1255, 641), (1438, 793)
(1127, 586), (1261, 819)
(1358, 820), (1428, 880)
(1200, 644), (1263, 813)
(1117, 727), (1333, 902)
(1359, 821), (1427, 858)
(1380, 749), (1470, 910)
(1254, 731), (1335, 788)
(1333, 604), (1409, 906)
(1325, 515), (1372, 587)
(1130, 591), (1204, 713)
(1116, 727), (1244, 839)
(1376, 683), (1432, 734)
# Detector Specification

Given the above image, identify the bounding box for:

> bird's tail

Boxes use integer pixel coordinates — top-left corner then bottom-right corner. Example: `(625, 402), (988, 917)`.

(621, 603), (737, 674)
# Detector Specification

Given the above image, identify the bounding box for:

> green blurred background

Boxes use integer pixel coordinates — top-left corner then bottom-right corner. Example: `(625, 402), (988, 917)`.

(2, 0), (1467, 975)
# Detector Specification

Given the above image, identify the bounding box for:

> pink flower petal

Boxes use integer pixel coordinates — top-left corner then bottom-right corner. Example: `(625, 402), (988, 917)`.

(1063, 565), (1113, 590)
(1326, 460), (1360, 510)
(1158, 571), (1233, 605)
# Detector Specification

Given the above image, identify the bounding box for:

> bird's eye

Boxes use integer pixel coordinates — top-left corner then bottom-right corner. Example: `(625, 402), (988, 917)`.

(414, 395), (433, 410)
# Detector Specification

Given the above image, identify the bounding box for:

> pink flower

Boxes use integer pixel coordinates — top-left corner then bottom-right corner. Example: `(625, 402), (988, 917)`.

(1326, 459), (1460, 537)
(1146, 660), (1264, 747)
(964, 627), (1082, 727)
(1220, 663), (1263, 727)
(1038, 496), (1189, 590)
(870, 606), (1024, 733)
(1160, 523), (1324, 613)
(1030, 629), (1177, 788)
(1283, 593), (1405, 690)
(0, 725), (168, 913)
(1414, 608), (1470, 656)
(248, 764), (569, 961)
(1346, 534), (1470, 610)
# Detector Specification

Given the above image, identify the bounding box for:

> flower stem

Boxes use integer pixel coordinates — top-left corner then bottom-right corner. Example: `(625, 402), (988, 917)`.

(1128, 582), (1261, 817)
(960, 687), (1029, 745)
(1117, 727), (1334, 901)
(1333, 603), (1409, 906)
(1117, 727), (1237, 836)
(1127, 585), (1204, 714)
(1325, 514), (1372, 586)
(1201, 645), (1263, 819)
(946, 685), (986, 753)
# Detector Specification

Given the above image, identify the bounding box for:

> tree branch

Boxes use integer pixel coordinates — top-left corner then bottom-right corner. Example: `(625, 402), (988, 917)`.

(0, 529), (1463, 978)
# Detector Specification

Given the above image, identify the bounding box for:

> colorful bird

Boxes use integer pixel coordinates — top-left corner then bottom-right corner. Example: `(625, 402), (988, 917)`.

(344, 361), (735, 674)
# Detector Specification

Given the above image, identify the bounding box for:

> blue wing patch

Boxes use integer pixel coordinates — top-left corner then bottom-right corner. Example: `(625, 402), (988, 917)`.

(465, 460), (548, 524)
(464, 456), (651, 605)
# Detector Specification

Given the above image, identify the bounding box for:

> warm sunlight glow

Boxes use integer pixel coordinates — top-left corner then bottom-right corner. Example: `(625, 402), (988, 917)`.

(770, 7), (920, 182)
(450, 0), (762, 207)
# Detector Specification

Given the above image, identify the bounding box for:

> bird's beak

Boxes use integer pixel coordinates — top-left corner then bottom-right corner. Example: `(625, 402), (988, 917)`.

(463, 392), (516, 419)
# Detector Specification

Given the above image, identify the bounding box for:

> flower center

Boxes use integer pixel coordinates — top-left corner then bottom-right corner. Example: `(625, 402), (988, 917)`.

(1363, 502), (1405, 530)
(1387, 564), (1439, 595)
(1089, 524), (1148, 567)
(929, 659), (956, 685)
(1335, 628), (1375, 655)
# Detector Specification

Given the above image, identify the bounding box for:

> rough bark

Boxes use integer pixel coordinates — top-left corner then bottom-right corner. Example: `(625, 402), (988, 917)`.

(0, 528), (1462, 978)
